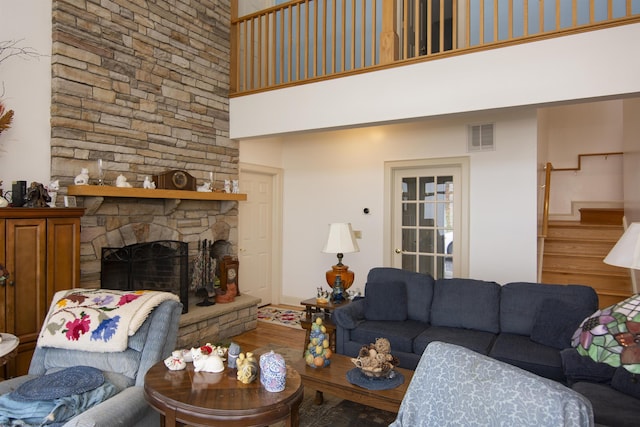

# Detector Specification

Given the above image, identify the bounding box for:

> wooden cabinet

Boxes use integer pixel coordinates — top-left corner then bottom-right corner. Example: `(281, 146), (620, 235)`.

(0, 208), (84, 379)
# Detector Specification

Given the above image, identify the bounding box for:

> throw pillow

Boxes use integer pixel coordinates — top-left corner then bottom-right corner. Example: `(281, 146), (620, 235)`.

(560, 348), (616, 384)
(364, 281), (407, 321)
(611, 367), (640, 400)
(531, 299), (591, 350)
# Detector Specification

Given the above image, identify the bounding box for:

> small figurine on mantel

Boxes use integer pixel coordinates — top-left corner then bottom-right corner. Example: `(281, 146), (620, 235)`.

(74, 168), (90, 185)
(224, 179), (231, 193)
(116, 174), (132, 188)
(196, 181), (212, 192)
(143, 176), (156, 189)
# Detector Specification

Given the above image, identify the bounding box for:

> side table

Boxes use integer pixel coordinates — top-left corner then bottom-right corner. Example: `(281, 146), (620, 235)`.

(300, 297), (350, 357)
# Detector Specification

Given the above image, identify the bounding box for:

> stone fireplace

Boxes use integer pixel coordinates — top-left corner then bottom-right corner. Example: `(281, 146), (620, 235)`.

(48, 0), (236, 283)
(44, 1), (259, 346)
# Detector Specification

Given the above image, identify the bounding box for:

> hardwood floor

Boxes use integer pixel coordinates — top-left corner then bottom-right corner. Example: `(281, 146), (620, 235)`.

(230, 307), (306, 352)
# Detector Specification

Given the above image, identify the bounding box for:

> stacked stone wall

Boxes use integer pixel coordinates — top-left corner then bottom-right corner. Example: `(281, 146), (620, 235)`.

(49, 0), (235, 287)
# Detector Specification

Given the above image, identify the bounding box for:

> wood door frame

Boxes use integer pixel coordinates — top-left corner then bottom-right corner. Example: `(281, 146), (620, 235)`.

(239, 162), (284, 305)
(383, 157), (470, 276)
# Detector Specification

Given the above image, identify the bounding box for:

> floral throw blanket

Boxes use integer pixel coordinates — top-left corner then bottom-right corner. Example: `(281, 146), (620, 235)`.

(37, 289), (179, 353)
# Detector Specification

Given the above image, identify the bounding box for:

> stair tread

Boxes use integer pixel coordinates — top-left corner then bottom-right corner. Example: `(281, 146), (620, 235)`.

(542, 268), (628, 277)
(548, 221), (622, 228)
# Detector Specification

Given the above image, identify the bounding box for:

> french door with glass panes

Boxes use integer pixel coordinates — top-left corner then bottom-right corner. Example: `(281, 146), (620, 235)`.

(389, 162), (466, 279)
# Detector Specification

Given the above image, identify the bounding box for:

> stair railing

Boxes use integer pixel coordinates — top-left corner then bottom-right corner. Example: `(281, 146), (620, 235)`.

(538, 162), (552, 281)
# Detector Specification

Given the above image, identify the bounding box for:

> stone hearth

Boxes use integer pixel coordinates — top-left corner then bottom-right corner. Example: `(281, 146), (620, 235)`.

(176, 294), (260, 349)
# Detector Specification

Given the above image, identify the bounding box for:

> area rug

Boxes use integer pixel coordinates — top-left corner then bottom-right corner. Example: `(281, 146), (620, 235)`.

(257, 306), (303, 329)
(254, 344), (398, 427)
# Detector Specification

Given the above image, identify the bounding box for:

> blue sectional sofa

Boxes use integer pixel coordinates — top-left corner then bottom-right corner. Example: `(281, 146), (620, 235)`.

(333, 267), (599, 382)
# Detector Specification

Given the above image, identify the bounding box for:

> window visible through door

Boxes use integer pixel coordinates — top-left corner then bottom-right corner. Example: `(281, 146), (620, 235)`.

(385, 158), (469, 279)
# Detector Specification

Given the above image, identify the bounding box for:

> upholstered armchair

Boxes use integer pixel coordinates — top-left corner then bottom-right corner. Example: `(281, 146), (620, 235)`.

(391, 342), (594, 427)
(0, 291), (182, 427)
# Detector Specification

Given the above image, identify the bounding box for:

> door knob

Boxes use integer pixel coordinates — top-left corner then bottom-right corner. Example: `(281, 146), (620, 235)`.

(394, 248), (402, 254)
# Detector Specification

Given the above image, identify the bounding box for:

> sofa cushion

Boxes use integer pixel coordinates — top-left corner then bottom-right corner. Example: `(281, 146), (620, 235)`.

(413, 326), (496, 356)
(350, 319), (427, 353)
(500, 282), (598, 336)
(611, 367), (640, 400)
(572, 381), (640, 427)
(490, 333), (565, 382)
(364, 281), (407, 321)
(560, 348), (616, 385)
(430, 278), (501, 334)
(367, 268), (434, 323)
(530, 299), (593, 350)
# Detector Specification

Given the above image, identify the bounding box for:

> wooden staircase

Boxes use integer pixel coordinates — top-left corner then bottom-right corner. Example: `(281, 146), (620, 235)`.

(541, 212), (632, 308)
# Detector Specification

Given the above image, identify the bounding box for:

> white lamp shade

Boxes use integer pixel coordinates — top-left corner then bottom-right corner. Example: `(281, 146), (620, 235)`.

(604, 222), (640, 269)
(322, 223), (360, 254)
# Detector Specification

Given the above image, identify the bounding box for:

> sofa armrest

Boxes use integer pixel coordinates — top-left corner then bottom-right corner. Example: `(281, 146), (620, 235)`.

(333, 298), (365, 330)
(0, 375), (38, 396)
(63, 386), (155, 427)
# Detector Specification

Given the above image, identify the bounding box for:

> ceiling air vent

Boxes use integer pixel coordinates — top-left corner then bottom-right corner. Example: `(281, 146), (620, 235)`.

(468, 123), (495, 152)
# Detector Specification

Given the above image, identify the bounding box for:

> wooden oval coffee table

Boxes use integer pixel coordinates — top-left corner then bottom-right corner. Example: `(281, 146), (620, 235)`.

(144, 361), (303, 427)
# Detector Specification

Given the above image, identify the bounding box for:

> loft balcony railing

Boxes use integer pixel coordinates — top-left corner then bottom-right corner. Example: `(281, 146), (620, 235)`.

(230, 0), (640, 96)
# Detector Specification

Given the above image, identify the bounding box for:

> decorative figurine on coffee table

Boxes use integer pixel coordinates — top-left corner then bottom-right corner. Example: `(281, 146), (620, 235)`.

(304, 317), (332, 368)
(227, 342), (240, 368)
(260, 351), (287, 392)
(236, 352), (258, 384)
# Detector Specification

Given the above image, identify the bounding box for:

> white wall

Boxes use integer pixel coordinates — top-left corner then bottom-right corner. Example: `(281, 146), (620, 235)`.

(241, 109), (539, 304)
(0, 0), (52, 191)
(544, 100), (624, 215)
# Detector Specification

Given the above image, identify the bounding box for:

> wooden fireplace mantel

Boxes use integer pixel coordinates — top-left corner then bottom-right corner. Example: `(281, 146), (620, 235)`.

(67, 185), (247, 201)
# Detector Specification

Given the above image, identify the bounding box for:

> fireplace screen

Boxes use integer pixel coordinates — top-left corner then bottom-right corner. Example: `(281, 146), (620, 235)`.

(101, 240), (188, 313)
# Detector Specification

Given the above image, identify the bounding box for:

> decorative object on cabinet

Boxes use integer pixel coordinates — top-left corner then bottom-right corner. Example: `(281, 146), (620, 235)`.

(24, 182), (51, 208)
(322, 222), (360, 291)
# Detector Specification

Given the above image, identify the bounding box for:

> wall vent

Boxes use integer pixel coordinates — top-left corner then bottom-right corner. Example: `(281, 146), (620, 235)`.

(468, 123), (495, 152)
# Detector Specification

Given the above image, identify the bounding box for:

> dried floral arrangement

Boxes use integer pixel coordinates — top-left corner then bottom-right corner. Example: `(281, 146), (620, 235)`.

(0, 39), (39, 138)
(0, 101), (13, 135)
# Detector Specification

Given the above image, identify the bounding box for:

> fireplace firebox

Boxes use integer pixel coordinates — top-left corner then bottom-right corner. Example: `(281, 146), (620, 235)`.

(101, 240), (189, 313)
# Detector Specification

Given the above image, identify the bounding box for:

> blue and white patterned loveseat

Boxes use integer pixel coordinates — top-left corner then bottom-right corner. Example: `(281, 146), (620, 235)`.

(333, 267), (598, 382)
(391, 342), (593, 426)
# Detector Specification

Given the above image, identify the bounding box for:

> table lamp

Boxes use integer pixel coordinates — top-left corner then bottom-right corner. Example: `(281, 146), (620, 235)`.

(604, 222), (640, 293)
(322, 223), (359, 292)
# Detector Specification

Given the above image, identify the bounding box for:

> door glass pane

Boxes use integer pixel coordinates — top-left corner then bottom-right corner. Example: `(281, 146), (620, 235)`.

(419, 177), (435, 200)
(419, 229), (434, 253)
(437, 176), (453, 200)
(402, 203), (417, 226)
(419, 202), (434, 226)
(403, 177), (417, 201)
(434, 255), (454, 279)
(418, 255), (434, 276)
(402, 254), (416, 271)
(402, 229), (416, 252)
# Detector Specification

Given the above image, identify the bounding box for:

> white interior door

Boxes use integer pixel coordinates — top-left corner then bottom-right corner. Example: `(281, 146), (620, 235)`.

(238, 164), (282, 305)
(386, 158), (469, 279)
